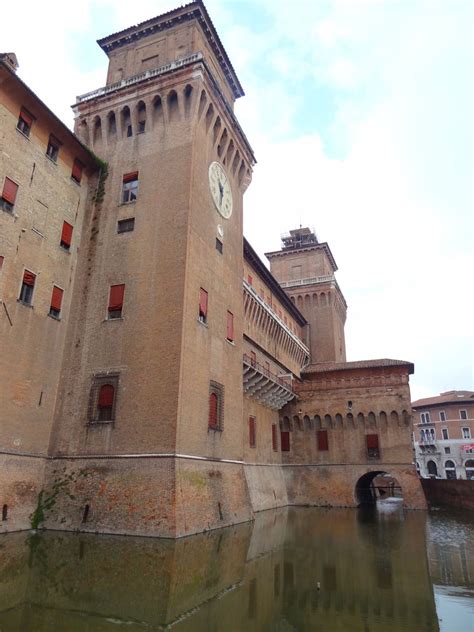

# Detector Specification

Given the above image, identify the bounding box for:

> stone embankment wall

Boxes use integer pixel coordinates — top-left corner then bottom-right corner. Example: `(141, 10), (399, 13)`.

(421, 479), (474, 511)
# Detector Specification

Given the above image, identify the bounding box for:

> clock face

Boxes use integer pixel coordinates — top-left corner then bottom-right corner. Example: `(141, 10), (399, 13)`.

(209, 161), (233, 219)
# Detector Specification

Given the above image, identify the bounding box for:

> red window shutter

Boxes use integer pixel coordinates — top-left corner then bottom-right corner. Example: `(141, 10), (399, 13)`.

(227, 311), (234, 341)
(247, 275), (253, 285)
(98, 384), (114, 408)
(366, 434), (379, 449)
(2, 178), (19, 204)
(317, 429), (329, 451)
(108, 284), (125, 311)
(199, 288), (208, 318)
(61, 221), (73, 247)
(71, 159), (83, 183)
(23, 270), (36, 286)
(281, 430), (290, 452)
(20, 108), (33, 126)
(123, 171), (139, 183)
(50, 286), (63, 311)
(249, 417), (256, 447)
(272, 424), (278, 451)
(209, 392), (218, 428)
(49, 134), (61, 148)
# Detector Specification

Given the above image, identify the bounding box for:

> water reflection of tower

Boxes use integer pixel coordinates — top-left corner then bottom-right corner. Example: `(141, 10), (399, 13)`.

(280, 508), (438, 631)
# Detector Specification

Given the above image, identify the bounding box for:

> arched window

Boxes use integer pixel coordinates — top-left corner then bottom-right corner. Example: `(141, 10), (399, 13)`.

(465, 459), (474, 480)
(209, 392), (218, 428)
(445, 460), (456, 480)
(137, 101), (146, 133)
(121, 106), (132, 137)
(427, 460), (438, 478)
(107, 111), (116, 138)
(98, 384), (115, 421)
(2, 504), (7, 521)
(415, 461), (421, 475)
(208, 381), (224, 430)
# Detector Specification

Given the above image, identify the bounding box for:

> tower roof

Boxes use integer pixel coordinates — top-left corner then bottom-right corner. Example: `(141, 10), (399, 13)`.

(96, 0), (244, 100)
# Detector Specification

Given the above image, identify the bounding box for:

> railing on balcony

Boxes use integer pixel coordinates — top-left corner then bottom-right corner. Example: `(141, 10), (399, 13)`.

(243, 354), (295, 410)
(279, 275), (335, 289)
(75, 53), (203, 104)
(243, 280), (310, 369)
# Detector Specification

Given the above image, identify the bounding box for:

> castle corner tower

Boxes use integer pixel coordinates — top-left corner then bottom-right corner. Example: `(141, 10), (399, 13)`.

(47, 0), (256, 537)
(266, 228), (347, 364)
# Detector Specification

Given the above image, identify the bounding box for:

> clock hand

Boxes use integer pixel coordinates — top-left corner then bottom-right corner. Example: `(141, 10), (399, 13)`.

(218, 181), (224, 205)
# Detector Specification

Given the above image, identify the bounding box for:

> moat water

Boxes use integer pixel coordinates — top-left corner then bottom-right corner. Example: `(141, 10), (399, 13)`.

(0, 506), (472, 631)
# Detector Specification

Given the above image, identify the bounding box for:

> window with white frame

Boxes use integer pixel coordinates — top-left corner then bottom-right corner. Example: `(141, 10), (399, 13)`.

(462, 427), (471, 439)
(460, 410), (468, 421)
(420, 412), (431, 424)
(442, 428), (449, 440)
(439, 410), (446, 422)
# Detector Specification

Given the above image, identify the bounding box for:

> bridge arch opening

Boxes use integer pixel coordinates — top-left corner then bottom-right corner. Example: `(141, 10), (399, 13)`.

(355, 471), (403, 506)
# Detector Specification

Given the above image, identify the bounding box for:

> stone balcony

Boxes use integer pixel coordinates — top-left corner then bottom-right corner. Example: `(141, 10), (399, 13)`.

(243, 354), (295, 410)
(243, 281), (310, 369)
(278, 274), (335, 289)
(75, 53), (203, 104)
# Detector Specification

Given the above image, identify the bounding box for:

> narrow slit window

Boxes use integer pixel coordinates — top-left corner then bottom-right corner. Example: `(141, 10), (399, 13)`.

(19, 269), (36, 305)
(1, 177), (19, 213)
(249, 416), (256, 448)
(108, 284), (125, 319)
(272, 424), (278, 451)
(199, 288), (208, 323)
(226, 311), (234, 342)
(60, 221), (73, 250)
(122, 172), (139, 203)
(49, 286), (63, 318)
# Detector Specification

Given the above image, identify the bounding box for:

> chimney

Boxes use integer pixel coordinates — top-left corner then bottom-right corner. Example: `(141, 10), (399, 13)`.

(0, 53), (19, 73)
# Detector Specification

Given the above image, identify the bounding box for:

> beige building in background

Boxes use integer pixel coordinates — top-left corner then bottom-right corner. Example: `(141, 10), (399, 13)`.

(413, 391), (474, 480)
(0, 1), (425, 538)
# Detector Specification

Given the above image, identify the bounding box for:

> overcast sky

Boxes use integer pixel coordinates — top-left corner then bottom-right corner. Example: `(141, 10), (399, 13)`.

(3, 0), (473, 399)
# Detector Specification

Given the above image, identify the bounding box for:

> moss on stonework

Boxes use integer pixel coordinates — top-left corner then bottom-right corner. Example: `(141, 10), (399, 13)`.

(30, 468), (90, 530)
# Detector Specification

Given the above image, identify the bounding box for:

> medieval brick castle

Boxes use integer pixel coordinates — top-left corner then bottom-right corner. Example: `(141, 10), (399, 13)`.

(0, 1), (425, 537)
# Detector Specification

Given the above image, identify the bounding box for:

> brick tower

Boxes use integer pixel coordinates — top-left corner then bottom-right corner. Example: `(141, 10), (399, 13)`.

(266, 227), (347, 363)
(47, 1), (256, 537)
